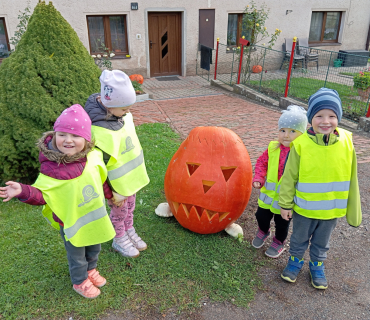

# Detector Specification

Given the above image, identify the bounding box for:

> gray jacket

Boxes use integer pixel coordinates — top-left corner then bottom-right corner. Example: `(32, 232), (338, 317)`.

(84, 93), (125, 168)
(84, 93), (123, 131)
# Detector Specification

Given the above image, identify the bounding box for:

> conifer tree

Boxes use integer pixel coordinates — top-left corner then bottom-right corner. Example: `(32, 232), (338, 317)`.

(0, 1), (101, 182)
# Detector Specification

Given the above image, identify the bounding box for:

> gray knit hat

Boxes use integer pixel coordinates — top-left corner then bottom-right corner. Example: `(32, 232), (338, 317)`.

(278, 105), (308, 133)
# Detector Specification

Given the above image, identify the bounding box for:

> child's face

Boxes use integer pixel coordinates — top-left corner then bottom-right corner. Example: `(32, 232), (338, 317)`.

(278, 128), (302, 147)
(108, 106), (131, 118)
(311, 109), (338, 135)
(55, 132), (86, 156)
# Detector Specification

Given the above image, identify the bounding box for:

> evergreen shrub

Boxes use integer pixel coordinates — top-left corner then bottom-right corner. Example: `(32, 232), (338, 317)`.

(0, 1), (101, 183)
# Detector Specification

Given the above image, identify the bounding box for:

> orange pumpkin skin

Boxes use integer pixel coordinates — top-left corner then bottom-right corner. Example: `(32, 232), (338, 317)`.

(164, 127), (253, 234)
(129, 74), (144, 84)
(252, 65), (262, 73)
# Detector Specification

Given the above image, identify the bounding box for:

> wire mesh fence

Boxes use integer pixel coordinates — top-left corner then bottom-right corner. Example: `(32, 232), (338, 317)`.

(196, 42), (370, 122)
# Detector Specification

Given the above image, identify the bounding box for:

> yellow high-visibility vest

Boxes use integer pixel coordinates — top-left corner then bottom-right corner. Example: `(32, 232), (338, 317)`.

(258, 141), (282, 214)
(91, 112), (149, 196)
(292, 128), (353, 219)
(32, 149), (116, 247)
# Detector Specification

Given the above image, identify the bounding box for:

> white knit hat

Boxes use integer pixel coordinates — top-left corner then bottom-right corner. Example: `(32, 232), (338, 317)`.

(278, 105), (308, 134)
(99, 70), (136, 108)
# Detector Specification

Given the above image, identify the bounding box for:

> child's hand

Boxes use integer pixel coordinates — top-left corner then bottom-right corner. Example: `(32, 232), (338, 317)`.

(112, 192), (128, 207)
(280, 209), (292, 221)
(0, 181), (22, 202)
(253, 182), (262, 189)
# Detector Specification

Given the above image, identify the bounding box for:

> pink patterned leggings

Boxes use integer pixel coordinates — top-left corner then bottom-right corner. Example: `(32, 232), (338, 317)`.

(108, 194), (136, 238)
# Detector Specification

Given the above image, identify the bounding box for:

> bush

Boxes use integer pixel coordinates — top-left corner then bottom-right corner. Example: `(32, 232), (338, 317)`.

(0, 1), (101, 183)
(353, 69), (370, 90)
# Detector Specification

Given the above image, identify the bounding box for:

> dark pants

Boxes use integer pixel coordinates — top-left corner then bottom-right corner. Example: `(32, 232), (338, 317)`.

(255, 206), (291, 243)
(59, 226), (101, 285)
(289, 212), (338, 262)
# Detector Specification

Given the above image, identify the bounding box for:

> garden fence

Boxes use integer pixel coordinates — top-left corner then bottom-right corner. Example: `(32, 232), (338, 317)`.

(196, 41), (370, 122)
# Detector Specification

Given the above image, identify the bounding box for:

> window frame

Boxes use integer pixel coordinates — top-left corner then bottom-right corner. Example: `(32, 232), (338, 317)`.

(309, 11), (342, 44)
(86, 14), (129, 56)
(227, 13), (245, 48)
(0, 17), (10, 61)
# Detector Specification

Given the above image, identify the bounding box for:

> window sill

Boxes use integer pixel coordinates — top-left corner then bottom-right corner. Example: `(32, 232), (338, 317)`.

(309, 42), (342, 47)
(112, 55), (131, 59)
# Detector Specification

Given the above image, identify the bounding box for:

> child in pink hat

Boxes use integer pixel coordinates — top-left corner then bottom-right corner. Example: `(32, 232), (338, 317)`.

(85, 70), (150, 258)
(0, 104), (116, 299)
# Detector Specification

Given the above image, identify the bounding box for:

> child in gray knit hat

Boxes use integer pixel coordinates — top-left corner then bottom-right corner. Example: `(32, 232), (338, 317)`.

(252, 105), (308, 258)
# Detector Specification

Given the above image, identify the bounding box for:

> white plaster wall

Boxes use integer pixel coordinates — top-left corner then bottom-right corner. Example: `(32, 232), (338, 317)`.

(1, 0), (369, 76)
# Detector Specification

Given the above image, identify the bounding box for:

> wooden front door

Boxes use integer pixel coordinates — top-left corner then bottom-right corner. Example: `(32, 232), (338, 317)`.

(148, 12), (182, 77)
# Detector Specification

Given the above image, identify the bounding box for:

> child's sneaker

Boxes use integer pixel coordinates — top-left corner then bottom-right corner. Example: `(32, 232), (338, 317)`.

(73, 278), (100, 299)
(112, 234), (140, 258)
(87, 269), (106, 288)
(309, 261), (328, 289)
(252, 228), (270, 248)
(281, 256), (304, 283)
(265, 237), (286, 258)
(127, 227), (147, 251)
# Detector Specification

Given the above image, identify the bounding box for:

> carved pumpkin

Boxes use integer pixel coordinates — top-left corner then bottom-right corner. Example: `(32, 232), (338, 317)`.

(252, 65), (262, 73)
(129, 74), (144, 84)
(164, 127), (253, 234)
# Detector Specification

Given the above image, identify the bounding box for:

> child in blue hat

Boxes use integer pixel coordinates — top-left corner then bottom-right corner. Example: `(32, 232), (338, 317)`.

(279, 88), (362, 289)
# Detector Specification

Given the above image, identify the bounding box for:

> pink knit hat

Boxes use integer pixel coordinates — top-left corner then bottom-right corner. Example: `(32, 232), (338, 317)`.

(53, 104), (92, 142)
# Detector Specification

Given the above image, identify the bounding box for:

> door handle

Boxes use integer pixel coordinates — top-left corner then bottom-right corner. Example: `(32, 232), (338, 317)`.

(150, 40), (156, 49)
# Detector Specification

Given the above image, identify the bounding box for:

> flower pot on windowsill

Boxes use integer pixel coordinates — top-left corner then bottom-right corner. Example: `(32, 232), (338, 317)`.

(357, 87), (370, 101)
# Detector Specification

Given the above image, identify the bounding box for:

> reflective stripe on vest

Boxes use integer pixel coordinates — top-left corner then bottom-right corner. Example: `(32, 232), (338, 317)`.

(292, 128), (353, 220)
(294, 196), (348, 211)
(296, 181), (350, 193)
(108, 149), (144, 181)
(32, 149), (116, 247)
(257, 141), (282, 214)
(64, 204), (107, 240)
(91, 112), (149, 196)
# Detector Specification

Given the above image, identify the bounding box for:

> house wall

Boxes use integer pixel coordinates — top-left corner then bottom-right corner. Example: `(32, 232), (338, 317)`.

(1, 0), (369, 77)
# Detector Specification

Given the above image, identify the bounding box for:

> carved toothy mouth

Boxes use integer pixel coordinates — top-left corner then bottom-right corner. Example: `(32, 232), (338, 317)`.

(172, 202), (230, 222)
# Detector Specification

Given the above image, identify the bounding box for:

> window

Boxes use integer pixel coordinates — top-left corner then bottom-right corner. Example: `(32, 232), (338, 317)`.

(309, 11), (342, 43)
(87, 15), (128, 56)
(227, 13), (252, 47)
(0, 18), (10, 59)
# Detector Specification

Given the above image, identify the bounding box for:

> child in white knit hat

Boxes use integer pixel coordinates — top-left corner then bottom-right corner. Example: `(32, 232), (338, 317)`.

(85, 70), (150, 258)
(251, 105), (308, 258)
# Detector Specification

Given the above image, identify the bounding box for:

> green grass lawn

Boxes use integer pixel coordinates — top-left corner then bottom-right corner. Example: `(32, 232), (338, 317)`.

(0, 123), (261, 319)
(250, 77), (368, 119)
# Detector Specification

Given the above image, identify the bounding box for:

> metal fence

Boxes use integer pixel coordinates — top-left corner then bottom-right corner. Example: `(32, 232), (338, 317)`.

(196, 42), (370, 122)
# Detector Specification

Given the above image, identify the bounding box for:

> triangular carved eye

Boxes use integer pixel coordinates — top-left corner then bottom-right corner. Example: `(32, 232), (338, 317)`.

(202, 180), (215, 193)
(187, 162), (201, 176)
(221, 166), (237, 182)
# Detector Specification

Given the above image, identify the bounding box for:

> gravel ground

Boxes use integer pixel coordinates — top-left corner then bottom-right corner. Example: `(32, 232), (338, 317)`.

(103, 161), (370, 320)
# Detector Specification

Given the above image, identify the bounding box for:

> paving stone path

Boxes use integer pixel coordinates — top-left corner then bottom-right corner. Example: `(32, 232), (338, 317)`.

(133, 80), (370, 164)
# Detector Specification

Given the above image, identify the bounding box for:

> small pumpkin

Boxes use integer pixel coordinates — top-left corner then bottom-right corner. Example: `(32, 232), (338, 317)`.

(129, 74), (144, 84)
(252, 65), (262, 73)
(164, 126), (253, 234)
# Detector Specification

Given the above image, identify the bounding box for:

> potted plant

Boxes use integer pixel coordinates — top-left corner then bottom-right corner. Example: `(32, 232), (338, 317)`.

(353, 69), (370, 101)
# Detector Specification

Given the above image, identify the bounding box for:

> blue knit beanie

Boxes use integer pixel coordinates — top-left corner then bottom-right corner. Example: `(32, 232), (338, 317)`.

(307, 88), (342, 123)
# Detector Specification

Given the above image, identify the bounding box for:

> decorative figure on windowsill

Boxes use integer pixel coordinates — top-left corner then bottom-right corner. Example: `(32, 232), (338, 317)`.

(158, 126), (252, 236)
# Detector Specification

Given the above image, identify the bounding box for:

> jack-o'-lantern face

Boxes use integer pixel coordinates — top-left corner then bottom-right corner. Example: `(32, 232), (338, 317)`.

(164, 127), (253, 234)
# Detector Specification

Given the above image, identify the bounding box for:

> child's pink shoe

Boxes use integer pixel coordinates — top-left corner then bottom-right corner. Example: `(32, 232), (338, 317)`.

(73, 278), (100, 299)
(88, 269), (106, 288)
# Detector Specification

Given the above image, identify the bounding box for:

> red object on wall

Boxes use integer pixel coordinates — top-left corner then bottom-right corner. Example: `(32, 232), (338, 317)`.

(164, 127), (253, 234)
(252, 65), (262, 73)
(129, 74), (144, 84)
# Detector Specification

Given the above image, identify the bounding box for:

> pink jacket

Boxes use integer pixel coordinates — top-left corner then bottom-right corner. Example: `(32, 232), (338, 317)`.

(17, 133), (113, 225)
(253, 144), (290, 187)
